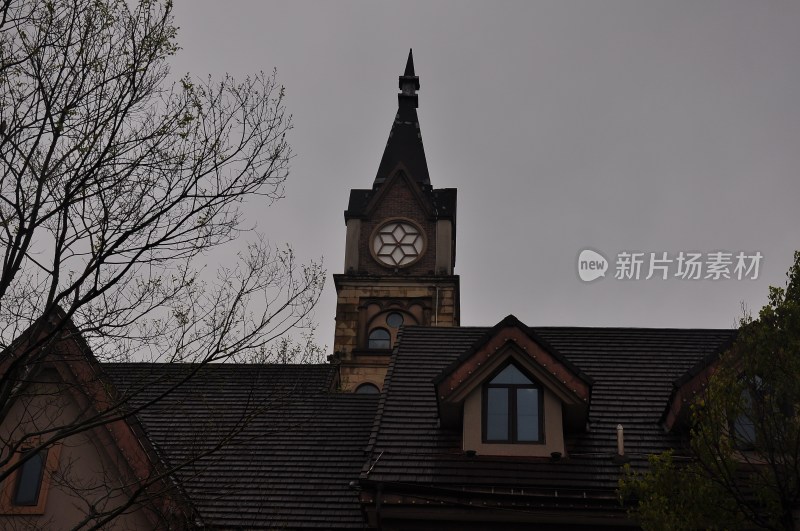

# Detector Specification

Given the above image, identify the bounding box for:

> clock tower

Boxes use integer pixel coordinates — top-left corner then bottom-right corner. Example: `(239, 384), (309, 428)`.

(333, 50), (460, 392)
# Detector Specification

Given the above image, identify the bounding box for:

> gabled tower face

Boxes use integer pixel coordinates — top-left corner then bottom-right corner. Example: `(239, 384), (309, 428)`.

(334, 51), (460, 392)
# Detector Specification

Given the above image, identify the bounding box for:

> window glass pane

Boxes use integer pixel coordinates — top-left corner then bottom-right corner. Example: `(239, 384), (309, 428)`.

(368, 328), (391, 349)
(490, 364), (532, 385)
(355, 383), (380, 394)
(733, 390), (756, 448)
(733, 414), (755, 448)
(486, 388), (509, 441)
(14, 450), (46, 506)
(516, 388), (540, 441)
(386, 312), (404, 328)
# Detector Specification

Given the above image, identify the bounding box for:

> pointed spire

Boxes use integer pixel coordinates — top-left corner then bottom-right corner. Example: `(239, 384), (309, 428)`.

(404, 49), (415, 76)
(374, 50), (430, 187)
(398, 48), (420, 98)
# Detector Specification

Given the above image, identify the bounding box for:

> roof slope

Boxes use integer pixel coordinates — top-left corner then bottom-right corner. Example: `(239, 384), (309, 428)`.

(363, 326), (736, 499)
(103, 363), (377, 530)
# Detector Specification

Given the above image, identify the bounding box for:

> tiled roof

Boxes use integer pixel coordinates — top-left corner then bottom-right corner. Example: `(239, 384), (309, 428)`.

(103, 363), (377, 530)
(96, 325), (736, 526)
(363, 325), (736, 500)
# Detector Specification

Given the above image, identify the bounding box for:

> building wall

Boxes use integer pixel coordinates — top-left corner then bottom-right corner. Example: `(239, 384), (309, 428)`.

(335, 278), (459, 391)
(336, 160), (459, 391)
(0, 368), (163, 530)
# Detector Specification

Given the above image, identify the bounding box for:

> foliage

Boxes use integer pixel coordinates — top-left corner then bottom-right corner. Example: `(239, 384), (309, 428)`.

(621, 251), (800, 530)
(620, 451), (747, 530)
(0, 0), (323, 527)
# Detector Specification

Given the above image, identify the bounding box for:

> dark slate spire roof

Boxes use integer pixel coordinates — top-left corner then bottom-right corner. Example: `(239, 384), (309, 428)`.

(374, 49), (430, 186)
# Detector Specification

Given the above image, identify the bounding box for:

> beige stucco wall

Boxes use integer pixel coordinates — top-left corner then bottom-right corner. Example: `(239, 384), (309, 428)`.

(462, 384), (565, 457)
(0, 369), (162, 530)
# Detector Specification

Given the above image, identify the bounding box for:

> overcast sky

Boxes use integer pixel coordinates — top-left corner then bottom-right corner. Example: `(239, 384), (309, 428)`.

(169, 1), (800, 348)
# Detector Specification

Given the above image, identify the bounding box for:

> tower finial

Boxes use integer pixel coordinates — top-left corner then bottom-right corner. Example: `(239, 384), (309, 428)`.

(404, 48), (415, 77)
(399, 49), (420, 96)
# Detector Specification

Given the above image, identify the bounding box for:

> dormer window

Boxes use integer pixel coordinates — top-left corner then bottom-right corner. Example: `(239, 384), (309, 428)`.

(731, 375), (765, 451)
(434, 317), (592, 458)
(732, 390), (756, 450)
(484, 364), (542, 443)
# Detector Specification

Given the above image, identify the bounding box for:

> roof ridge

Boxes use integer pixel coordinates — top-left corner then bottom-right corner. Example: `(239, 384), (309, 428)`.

(399, 325), (737, 332)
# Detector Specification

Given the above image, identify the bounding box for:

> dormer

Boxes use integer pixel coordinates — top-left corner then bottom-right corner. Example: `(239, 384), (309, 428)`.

(661, 332), (736, 433)
(661, 352), (720, 433)
(434, 315), (592, 457)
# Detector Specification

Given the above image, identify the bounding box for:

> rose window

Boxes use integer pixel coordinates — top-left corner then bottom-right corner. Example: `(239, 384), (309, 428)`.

(372, 221), (424, 267)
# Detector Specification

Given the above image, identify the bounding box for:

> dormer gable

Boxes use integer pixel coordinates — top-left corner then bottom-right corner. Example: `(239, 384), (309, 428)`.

(433, 315), (592, 456)
(435, 315), (592, 426)
(661, 332), (737, 432)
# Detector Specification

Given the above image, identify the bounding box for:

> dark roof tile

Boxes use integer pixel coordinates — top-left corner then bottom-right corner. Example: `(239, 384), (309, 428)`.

(364, 325), (736, 498)
(103, 363), (377, 530)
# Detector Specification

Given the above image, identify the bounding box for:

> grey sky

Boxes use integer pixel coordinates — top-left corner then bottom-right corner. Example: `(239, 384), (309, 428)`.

(170, 1), (800, 348)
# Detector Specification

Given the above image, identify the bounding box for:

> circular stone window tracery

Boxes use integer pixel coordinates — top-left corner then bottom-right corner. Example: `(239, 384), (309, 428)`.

(371, 220), (425, 267)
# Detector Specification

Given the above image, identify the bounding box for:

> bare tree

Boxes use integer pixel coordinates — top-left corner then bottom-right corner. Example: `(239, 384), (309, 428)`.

(0, 0), (324, 527)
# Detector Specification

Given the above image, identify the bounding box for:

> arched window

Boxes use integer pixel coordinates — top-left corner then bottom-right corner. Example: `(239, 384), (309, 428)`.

(368, 328), (391, 350)
(355, 383), (380, 395)
(483, 364), (542, 443)
(361, 305), (421, 351)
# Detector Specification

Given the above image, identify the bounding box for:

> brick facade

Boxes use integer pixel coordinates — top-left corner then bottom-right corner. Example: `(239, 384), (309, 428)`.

(357, 178), (438, 276)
